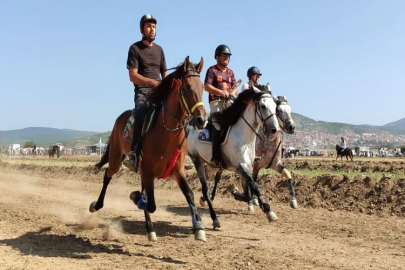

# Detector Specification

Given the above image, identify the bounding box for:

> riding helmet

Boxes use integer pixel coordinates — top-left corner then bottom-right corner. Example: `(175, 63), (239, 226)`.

(247, 66), (262, 78)
(215, 44), (232, 59)
(140, 14), (157, 32)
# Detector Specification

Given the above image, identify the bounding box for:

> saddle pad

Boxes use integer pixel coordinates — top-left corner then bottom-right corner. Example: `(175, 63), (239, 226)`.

(123, 115), (135, 142)
(197, 123), (231, 145)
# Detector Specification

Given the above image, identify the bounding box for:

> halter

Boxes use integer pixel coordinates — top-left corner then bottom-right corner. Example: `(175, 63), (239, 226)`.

(161, 69), (204, 131)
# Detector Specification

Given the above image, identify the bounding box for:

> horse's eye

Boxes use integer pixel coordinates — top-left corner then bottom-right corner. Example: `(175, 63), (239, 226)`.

(261, 104), (266, 110)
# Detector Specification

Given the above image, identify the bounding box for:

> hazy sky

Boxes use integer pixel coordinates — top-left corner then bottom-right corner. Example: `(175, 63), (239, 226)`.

(1, 0), (404, 132)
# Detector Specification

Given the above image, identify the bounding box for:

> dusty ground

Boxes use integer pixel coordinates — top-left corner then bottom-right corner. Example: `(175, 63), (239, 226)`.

(1, 157), (405, 269)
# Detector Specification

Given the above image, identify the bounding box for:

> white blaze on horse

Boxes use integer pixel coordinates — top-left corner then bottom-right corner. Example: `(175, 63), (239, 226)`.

(187, 84), (280, 229)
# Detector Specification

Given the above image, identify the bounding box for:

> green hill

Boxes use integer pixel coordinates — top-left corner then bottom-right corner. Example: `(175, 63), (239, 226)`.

(292, 113), (405, 135)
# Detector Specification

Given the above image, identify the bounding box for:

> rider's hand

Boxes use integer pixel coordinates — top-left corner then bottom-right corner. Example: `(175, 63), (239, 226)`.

(223, 91), (230, 98)
(148, 79), (159, 87)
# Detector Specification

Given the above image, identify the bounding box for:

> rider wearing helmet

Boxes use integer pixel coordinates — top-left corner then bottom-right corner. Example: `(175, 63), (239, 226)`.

(241, 66), (262, 92)
(340, 137), (346, 152)
(123, 14), (167, 172)
(204, 44), (238, 166)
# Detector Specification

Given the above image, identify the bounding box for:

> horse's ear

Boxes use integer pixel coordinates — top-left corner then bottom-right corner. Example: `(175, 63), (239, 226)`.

(195, 57), (204, 73)
(251, 85), (261, 94)
(184, 56), (190, 73)
(266, 83), (271, 92)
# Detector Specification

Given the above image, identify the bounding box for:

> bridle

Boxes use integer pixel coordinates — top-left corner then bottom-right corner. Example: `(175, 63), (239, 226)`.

(276, 100), (292, 133)
(161, 68), (204, 131)
(241, 92), (276, 139)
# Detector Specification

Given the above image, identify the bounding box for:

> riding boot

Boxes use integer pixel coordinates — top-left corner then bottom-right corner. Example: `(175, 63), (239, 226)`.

(210, 128), (221, 166)
(123, 114), (143, 173)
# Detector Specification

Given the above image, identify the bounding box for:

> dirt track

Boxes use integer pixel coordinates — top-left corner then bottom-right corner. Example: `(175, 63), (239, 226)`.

(1, 158), (405, 269)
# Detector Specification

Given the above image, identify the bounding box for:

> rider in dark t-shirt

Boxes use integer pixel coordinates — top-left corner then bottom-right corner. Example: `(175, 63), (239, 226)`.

(123, 14), (167, 173)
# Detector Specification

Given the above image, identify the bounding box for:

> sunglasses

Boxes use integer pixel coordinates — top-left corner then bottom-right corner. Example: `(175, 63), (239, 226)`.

(220, 54), (230, 58)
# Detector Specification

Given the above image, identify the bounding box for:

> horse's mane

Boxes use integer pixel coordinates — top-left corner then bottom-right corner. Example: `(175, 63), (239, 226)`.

(147, 62), (197, 104)
(211, 84), (271, 129)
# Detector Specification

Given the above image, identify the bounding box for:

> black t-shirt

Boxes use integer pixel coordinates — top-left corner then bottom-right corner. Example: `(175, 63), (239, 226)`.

(127, 41), (167, 93)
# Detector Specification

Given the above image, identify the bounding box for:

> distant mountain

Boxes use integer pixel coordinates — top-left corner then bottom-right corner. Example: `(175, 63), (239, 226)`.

(0, 127), (98, 146)
(58, 131), (111, 148)
(384, 117), (405, 128)
(292, 113), (405, 135)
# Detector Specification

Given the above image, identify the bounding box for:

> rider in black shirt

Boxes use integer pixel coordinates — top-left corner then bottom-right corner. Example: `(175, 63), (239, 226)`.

(123, 14), (167, 172)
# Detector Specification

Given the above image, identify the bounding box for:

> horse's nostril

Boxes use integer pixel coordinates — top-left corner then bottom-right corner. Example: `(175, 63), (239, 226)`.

(271, 128), (277, 134)
(196, 116), (204, 128)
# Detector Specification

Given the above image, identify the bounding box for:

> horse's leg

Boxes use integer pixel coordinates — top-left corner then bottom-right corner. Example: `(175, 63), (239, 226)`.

(130, 187), (156, 241)
(210, 170), (222, 202)
(281, 168), (298, 209)
(172, 169), (207, 241)
(89, 146), (124, 212)
(130, 171), (157, 241)
(89, 168), (112, 212)
(193, 157), (220, 229)
(250, 166), (260, 206)
(230, 163), (278, 221)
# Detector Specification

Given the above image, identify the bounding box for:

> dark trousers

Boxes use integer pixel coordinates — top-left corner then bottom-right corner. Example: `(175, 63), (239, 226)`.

(131, 89), (152, 154)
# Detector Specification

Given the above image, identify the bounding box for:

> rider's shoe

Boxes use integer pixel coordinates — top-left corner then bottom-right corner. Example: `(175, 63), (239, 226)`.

(123, 153), (139, 173)
(210, 155), (221, 167)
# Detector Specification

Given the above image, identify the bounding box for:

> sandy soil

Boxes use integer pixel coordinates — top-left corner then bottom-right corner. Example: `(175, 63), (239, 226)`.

(1, 158), (405, 269)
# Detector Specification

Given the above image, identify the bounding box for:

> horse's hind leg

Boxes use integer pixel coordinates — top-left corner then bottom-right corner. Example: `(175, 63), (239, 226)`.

(172, 169), (207, 241)
(210, 170), (222, 202)
(191, 156), (220, 229)
(89, 168), (112, 212)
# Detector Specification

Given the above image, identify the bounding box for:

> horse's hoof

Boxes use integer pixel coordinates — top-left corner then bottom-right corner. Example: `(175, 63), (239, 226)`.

(267, 211), (279, 222)
(247, 202), (255, 214)
(194, 230), (207, 242)
(148, 232), (157, 241)
(89, 201), (98, 213)
(253, 198), (259, 206)
(290, 198), (298, 209)
(226, 183), (238, 194)
(213, 218), (221, 229)
(129, 191), (136, 202)
(199, 197), (206, 207)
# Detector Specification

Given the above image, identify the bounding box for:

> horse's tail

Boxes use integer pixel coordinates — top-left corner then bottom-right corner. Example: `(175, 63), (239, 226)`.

(95, 139), (110, 170)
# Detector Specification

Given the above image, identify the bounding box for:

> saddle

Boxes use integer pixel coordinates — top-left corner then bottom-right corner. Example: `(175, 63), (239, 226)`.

(123, 104), (161, 142)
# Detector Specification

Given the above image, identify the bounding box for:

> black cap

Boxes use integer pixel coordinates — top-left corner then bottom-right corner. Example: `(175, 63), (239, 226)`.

(247, 66), (262, 77)
(140, 14), (157, 32)
(215, 44), (232, 59)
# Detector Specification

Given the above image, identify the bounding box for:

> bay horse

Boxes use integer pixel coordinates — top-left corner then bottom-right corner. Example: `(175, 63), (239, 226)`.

(90, 56), (208, 241)
(200, 94), (298, 216)
(336, 145), (353, 161)
(187, 84), (280, 229)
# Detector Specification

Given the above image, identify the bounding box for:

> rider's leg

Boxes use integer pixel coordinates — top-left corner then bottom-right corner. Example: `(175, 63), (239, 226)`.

(123, 92), (149, 173)
(210, 128), (221, 166)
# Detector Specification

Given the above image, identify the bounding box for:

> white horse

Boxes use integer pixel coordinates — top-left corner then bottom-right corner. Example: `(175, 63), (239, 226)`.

(187, 84), (280, 229)
(203, 95), (298, 215)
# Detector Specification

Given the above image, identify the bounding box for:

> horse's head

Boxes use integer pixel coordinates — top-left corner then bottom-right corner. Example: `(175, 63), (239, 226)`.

(274, 94), (295, 134)
(176, 56), (207, 130)
(251, 84), (280, 136)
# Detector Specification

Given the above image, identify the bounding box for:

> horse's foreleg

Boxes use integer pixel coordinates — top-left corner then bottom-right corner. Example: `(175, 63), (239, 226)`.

(130, 187), (156, 241)
(173, 170), (206, 241)
(235, 163), (278, 221)
(89, 168), (112, 212)
(132, 171), (157, 241)
(282, 169), (298, 209)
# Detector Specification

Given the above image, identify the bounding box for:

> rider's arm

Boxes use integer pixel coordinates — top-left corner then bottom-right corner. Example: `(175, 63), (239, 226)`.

(229, 72), (238, 97)
(128, 68), (159, 87)
(204, 83), (228, 98)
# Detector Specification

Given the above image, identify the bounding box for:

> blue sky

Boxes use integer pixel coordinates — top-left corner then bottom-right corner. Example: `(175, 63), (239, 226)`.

(0, 0), (404, 132)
